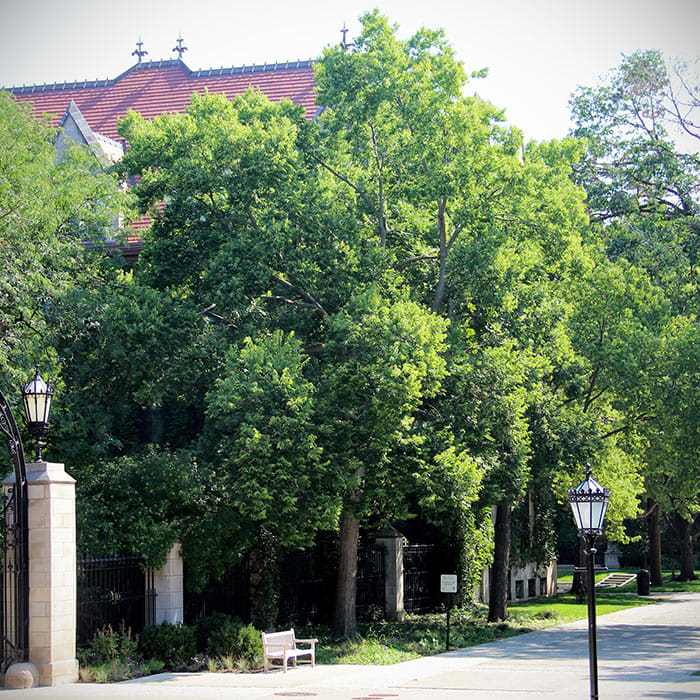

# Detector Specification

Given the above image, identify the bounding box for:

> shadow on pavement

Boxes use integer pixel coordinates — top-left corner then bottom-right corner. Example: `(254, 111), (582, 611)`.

(448, 624), (700, 663)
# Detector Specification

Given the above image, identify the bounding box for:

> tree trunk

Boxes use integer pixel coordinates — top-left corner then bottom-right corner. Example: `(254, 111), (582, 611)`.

(334, 510), (360, 638)
(677, 513), (697, 582)
(249, 530), (280, 631)
(488, 499), (511, 622)
(647, 500), (663, 586)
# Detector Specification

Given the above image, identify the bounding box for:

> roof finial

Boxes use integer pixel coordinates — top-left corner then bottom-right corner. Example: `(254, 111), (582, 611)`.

(340, 23), (353, 51)
(172, 34), (188, 60)
(132, 37), (148, 64)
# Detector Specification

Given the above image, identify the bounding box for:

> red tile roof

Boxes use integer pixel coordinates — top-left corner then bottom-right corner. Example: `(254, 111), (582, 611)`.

(8, 59), (318, 250)
(8, 59), (318, 141)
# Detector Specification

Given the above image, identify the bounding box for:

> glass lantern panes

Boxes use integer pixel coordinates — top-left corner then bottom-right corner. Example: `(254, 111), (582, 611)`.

(568, 469), (610, 535)
(22, 368), (54, 433)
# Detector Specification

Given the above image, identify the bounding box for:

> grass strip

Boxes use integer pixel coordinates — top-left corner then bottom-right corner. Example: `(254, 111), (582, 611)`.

(557, 569), (700, 593)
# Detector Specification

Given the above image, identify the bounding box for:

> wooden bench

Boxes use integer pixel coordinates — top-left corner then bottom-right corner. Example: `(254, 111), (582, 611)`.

(261, 629), (318, 672)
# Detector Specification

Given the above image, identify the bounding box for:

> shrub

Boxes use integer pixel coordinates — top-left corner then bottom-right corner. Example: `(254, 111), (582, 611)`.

(148, 658), (165, 673)
(195, 611), (235, 651)
(92, 664), (111, 683)
(82, 624), (139, 665)
(207, 619), (242, 657)
(235, 623), (264, 666)
(83, 658), (149, 683)
(207, 620), (263, 666)
(78, 666), (95, 683)
(139, 622), (197, 669)
(235, 657), (251, 672)
(219, 654), (235, 671)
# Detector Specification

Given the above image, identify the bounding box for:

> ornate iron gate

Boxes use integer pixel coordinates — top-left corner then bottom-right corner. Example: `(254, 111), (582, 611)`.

(0, 391), (30, 672)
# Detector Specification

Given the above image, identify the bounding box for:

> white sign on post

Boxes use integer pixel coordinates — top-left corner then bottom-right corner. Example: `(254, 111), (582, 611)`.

(440, 574), (458, 593)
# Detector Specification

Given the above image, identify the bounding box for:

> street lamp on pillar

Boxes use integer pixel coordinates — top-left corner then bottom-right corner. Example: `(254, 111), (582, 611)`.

(568, 464), (610, 700)
(21, 366), (54, 462)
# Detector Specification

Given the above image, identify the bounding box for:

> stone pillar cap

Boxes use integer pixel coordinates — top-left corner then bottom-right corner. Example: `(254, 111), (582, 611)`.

(376, 525), (404, 539)
(3, 461), (75, 485)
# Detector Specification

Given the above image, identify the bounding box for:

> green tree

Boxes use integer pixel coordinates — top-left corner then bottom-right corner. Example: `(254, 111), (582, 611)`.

(315, 10), (517, 314)
(117, 89), (342, 321)
(48, 273), (219, 466)
(315, 290), (448, 637)
(203, 330), (339, 627)
(315, 12), (624, 624)
(570, 50), (700, 582)
(77, 446), (208, 570)
(118, 84), (461, 635)
(0, 91), (123, 391)
(110, 23), (655, 635)
(652, 318), (699, 579)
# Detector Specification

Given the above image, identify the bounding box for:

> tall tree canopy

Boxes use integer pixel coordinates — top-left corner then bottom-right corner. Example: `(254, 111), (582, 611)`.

(0, 91), (122, 390)
(6, 16), (680, 638)
(570, 50), (699, 582)
(315, 12), (644, 625)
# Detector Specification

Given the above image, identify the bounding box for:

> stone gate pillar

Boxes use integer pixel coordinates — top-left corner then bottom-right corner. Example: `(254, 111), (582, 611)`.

(375, 526), (406, 622)
(5, 461), (79, 686)
(153, 541), (184, 624)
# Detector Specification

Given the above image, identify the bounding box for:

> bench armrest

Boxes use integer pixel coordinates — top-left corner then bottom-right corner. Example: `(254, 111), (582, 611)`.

(293, 638), (318, 645)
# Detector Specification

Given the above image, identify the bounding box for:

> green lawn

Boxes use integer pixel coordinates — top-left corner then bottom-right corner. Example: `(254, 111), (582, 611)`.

(632, 571), (700, 593)
(509, 592), (655, 621)
(557, 569), (628, 585)
(303, 591), (655, 665)
(557, 569), (700, 593)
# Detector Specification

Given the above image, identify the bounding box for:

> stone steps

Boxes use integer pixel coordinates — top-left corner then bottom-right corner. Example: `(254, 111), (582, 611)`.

(596, 573), (637, 588)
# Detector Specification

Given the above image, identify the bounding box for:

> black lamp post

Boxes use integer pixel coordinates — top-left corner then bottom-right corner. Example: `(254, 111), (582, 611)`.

(568, 465), (610, 700)
(21, 366), (55, 462)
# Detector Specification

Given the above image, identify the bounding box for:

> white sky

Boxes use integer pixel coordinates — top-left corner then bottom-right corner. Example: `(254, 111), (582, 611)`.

(1, 0), (699, 143)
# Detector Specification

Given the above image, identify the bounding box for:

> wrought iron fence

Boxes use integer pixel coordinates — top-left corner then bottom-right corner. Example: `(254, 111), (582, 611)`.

(278, 540), (386, 625)
(184, 537), (387, 627)
(278, 542), (337, 626)
(0, 391), (30, 672)
(183, 555), (251, 625)
(356, 542), (385, 620)
(76, 554), (155, 646)
(403, 543), (440, 613)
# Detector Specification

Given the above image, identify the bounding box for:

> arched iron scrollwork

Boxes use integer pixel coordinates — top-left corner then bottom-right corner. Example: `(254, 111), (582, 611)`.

(0, 391), (30, 672)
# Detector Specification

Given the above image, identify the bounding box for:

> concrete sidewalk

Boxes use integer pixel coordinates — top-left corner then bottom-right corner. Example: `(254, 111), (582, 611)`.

(4, 592), (700, 699)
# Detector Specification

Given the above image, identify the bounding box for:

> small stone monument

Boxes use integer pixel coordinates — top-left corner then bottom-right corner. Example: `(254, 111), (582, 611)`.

(605, 543), (622, 569)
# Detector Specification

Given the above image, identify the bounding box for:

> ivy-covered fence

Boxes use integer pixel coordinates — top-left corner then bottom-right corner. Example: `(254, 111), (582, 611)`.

(184, 539), (389, 627)
(76, 538), (445, 640)
(403, 543), (441, 613)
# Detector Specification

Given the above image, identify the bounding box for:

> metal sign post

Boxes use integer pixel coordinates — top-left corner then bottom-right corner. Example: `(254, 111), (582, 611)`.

(440, 574), (458, 651)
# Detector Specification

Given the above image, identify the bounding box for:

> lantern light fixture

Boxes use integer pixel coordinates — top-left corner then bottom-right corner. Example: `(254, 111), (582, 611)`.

(568, 464), (610, 700)
(568, 466), (610, 536)
(21, 366), (55, 462)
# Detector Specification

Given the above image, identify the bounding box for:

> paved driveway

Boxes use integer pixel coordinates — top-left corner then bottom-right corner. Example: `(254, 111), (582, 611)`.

(4, 592), (700, 699)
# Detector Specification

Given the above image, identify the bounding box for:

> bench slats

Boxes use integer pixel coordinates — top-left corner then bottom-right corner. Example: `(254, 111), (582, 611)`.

(262, 628), (318, 672)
